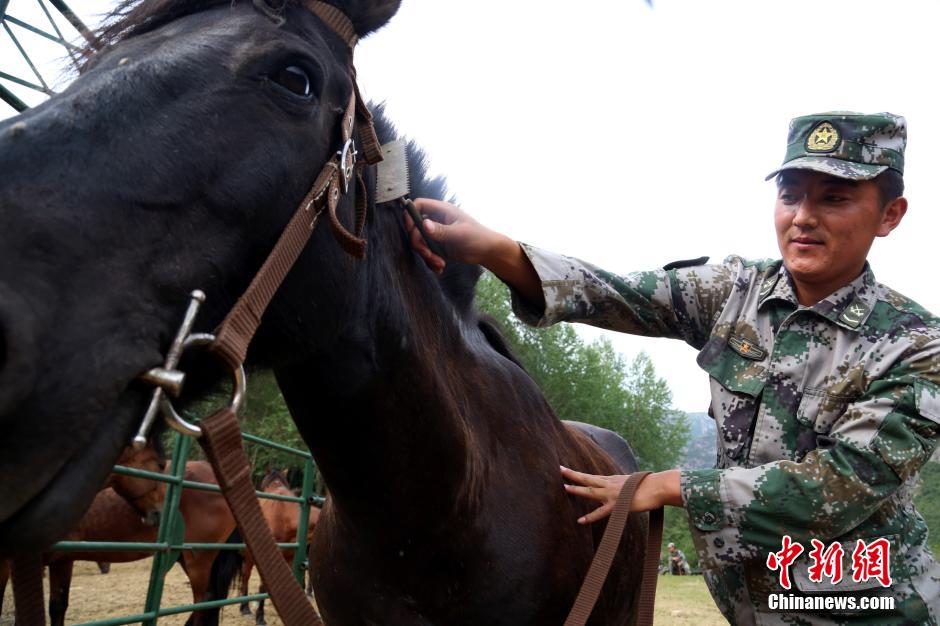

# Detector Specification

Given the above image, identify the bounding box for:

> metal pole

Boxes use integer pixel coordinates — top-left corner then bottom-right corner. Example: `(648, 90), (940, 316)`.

(292, 457), (315, 583)
(0, 82), (26, 111)
(141, 433), (192, 626)
(45, 0), (95, 46)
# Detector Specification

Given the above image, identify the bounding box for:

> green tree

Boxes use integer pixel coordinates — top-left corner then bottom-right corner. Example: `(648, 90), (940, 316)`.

(475, 271), (690, 471)
(174, 369), (310, 486)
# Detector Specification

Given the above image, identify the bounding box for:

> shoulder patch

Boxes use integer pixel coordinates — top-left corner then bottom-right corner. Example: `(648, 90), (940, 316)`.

(879, 286), (940, 329)
(663, 256), (709, 271)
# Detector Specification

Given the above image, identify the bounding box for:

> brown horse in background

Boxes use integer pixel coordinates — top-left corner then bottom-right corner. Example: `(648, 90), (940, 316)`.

(238, 468), (320, 626)
(36, 461), (235, 626)
(0, 443), (166, 620)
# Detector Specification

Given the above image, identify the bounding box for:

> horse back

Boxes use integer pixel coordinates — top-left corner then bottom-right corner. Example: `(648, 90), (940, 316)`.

(562, 421), (639, 474)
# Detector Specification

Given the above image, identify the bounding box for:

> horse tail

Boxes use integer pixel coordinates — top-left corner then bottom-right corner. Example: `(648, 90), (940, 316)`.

(183, 529), (244, 626)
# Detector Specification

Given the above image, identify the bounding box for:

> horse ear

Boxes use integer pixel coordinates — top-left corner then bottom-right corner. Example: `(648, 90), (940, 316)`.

(322, 0), (402, 38)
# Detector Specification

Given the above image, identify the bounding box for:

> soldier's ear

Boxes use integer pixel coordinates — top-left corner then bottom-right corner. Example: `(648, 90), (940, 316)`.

(877, 196), (907, 237)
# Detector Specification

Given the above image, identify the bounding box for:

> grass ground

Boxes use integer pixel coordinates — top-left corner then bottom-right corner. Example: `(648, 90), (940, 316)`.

(1, 561), (727, 625)
(654, 574), (728, 625)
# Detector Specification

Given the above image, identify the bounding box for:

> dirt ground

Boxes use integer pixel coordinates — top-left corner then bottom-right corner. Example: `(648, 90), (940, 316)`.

(0, 559), (302, 626)
(1, 560), (725, 625)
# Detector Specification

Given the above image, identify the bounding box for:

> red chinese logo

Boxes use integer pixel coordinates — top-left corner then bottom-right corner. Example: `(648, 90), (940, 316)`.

(767, 536), (892, 589)
(807, 538), (844, 584)
(766, 535), (804, 590)
(851, 538), (892, 588)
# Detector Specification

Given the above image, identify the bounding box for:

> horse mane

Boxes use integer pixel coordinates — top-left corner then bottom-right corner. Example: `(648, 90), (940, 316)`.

(370, 105), (484, 318)
(84, 0), (294, 62)
(84, 1), (519, 367)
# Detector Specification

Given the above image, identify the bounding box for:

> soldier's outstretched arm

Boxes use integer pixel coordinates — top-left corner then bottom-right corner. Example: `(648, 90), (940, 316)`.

(407, 198), (544, 308)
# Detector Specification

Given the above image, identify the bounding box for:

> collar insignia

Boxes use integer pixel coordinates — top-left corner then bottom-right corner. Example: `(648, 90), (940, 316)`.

(837, 298), (870, 329)
(759, 275), (779, 300)
(806, 121), (840, 153)
(729, 334), (767, 361)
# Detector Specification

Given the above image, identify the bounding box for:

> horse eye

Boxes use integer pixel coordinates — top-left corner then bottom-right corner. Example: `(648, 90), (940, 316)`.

(272, 65), (312, 98)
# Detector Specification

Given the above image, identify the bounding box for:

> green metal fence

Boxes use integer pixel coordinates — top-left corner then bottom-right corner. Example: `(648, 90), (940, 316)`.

(0, 0), (94, 113)
(48, 430), (323, 626)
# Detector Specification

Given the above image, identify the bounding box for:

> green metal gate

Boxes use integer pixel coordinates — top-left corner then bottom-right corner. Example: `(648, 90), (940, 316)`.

(0, 0), (94, 113)
(49, 430), (323, 626)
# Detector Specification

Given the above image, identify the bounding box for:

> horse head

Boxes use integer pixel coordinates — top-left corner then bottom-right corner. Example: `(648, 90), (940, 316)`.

(260, 467), (291, 492)
(0, 0), (401, 555)
(106, 443), (168, 527)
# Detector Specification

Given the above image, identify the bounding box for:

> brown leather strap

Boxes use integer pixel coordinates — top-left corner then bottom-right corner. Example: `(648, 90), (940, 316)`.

(11, 554), (46, 626)
(639, 506), (664, 625)
(306, 1), (359, 49)
(200, 6), (379, 624)
(199, 407), (323, 625)
(210, 86), (361, 369)
(209, 176), (331, 370)
(564, 471), (663, 626)
(354, 82), (384, 165)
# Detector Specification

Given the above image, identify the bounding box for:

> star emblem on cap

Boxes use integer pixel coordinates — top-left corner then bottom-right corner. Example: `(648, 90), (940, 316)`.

(806, 121), (840, 153)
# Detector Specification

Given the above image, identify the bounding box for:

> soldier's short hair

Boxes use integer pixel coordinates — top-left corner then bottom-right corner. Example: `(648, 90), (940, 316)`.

(874, 169), (904, 209)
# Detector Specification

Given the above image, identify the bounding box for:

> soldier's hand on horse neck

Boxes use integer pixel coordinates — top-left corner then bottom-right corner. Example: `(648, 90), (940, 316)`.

(407, 199), (545, 308)
(560, 466), (683, 524)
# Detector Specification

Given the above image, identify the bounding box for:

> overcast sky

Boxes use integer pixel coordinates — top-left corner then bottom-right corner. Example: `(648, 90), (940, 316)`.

(3, 0), (939, 411)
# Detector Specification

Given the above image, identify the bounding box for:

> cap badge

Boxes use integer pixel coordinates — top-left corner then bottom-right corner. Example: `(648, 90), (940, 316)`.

(806, 121), (840, 153)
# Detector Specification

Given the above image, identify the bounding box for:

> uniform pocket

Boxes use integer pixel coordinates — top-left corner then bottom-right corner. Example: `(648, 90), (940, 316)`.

(698, 340), (768, 462)
(697, 339), (768, 397)
(796, 387), (855, 434)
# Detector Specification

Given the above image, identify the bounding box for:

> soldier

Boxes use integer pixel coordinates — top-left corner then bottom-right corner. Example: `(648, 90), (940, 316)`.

(667, 542), (692, 576)
(406, 112), (940, 624)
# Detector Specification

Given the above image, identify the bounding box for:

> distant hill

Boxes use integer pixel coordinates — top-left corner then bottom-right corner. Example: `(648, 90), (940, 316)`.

(914, 461), (940, 557)
(681, 411), (716, 470)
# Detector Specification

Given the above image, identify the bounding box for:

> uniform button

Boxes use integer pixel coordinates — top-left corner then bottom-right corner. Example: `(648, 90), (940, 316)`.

(702, 512), (716, 525)
(714, 537), (725, 548)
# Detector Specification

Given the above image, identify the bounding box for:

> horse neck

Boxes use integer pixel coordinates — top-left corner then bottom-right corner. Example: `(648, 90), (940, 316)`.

(273, 203), (492, 530)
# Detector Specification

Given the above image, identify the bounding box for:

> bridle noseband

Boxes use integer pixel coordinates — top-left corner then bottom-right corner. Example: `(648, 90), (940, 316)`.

(133, 0), (383, 445)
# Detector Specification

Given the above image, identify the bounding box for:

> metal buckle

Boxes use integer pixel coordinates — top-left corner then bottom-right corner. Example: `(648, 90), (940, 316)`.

(133, 291), (246, 445)
(337, 137), (357, 194)
(157, 333), (246, 438)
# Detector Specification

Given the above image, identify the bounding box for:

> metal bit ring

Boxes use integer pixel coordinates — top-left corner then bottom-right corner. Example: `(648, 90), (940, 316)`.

(161, 333), (246, 438)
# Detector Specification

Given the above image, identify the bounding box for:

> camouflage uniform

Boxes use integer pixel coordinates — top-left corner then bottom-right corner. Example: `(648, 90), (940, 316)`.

(511, 113), (940, 624)
(668, 545), (692, 575)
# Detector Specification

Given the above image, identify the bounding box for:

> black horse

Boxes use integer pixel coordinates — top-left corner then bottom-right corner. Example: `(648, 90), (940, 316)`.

(0, 1), (648, 623)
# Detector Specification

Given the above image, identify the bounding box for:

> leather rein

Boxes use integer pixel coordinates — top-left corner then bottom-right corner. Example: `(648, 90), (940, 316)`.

(11, 3), (663, 624)
(12, 3), (373, 625)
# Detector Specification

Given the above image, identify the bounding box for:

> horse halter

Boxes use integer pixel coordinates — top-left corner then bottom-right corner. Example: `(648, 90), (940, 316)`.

(133, 0), (383, 446)
(122, 5), (384, 626)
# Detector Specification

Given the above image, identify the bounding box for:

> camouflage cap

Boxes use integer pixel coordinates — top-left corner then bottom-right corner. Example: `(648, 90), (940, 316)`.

(765, 112), (906, 181)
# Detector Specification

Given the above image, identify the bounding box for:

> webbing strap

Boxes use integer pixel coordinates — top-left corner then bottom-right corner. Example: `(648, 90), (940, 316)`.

(199, 407), (323, 626)
(306, 1), (358, 48)
(11, 554), (46, 626)
(564, 471), (664, 626)
(210, 87), (361, 369)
